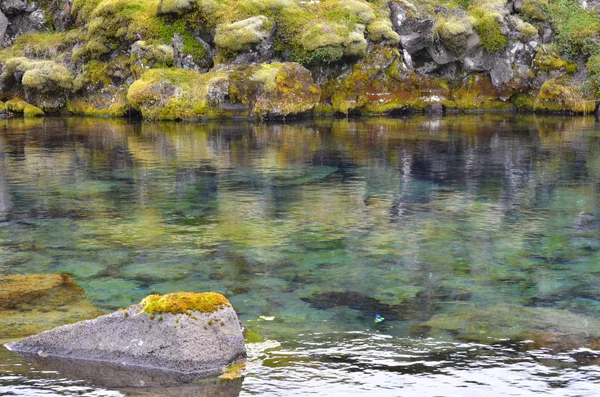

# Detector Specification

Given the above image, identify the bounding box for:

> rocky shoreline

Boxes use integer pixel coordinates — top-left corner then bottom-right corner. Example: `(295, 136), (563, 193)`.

(0, 0), (599, 119)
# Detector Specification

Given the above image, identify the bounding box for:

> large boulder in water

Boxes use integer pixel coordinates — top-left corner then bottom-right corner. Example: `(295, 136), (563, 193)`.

(5, 292), (246, 376)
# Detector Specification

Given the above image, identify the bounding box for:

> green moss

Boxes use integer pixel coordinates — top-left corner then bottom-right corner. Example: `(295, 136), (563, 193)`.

(586, 54), (600, 96)
(157, 0), (193, 15)
(513, 18), (538, 39)
(435, 13), (474, 55)
(140, 292), (231, 315)
(451, 74), (514, 111)
(511, 93), (535, 112)
(130, 41), (175, 77)
(520, 0), (549, 21)
(366, 19), (400, 44)
(2, 57), (73, 93)
(534, 78), (595, 113)
(218, 360), (246, 380)
(469, 5), (507, 53)
(0, 32), (79, 61)
(5, 99), (45, 117)
(157, 17), (206, 62)
(127, 67), (212, 120)
(214, 16), (271, 54)
(533, 52), (577, 74)
(128, 63), (319, 120)
(67, 93), (130, 118)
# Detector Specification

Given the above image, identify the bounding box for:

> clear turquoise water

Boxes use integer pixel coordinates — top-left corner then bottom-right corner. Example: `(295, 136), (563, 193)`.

(1, 116), (600, 396)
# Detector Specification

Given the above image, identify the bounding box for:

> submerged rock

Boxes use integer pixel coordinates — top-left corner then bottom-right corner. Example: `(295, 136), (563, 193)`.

(413, 304), (600, 350)
(0, 274), (103, 339)
(6, 292), (246, 376)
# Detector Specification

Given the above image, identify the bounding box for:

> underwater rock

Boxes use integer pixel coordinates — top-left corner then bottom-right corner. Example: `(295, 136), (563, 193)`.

(6, 292), (247, 376)
(413, 304), (600, 350)
(0, 274), (103, 339)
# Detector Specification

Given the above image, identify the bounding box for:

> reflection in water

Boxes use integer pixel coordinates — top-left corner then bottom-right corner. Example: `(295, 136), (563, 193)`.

(0, 115), (600, 395)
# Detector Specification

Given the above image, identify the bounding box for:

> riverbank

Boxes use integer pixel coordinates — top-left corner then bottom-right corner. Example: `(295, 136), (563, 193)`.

(0, 0), (599, 120)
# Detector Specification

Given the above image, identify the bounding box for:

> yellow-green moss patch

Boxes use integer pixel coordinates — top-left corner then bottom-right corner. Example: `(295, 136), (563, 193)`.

(5, 99), (45, 117)
(534, 78), (595, 113)
(214, 16), (271, 54)
(140, 292), (232, 315)
(219, 360), (246, 380)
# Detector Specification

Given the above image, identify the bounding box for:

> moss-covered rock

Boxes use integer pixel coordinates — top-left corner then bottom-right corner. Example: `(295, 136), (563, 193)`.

(435, 13), (478, 56)
(157, 0), (193, 15)
(214, 16), (271, 55)
(451, 74), (515, 111)
(0, 274), (103, 339)
(67, 90), (130, 117)
(321, 46), (450, 115)
(130, 40), (174, 77)
(533, 52), (577, 74)
(534, 78), (595, 114)
(127, 62), (320, 120)
(468, 2), (507, 53)
(5, 98), (44, 117)
(0, 57), (73, 112)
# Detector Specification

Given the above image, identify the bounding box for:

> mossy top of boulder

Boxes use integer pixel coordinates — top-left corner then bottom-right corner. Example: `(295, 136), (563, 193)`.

(140, 292), (231, 315)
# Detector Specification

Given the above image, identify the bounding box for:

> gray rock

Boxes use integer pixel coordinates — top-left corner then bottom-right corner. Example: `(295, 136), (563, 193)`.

(513, 0), (523, 11)
(0, 0), (27, 15)
(0, 10), (7, 42)
(423, 102), (444, 115)
(462, 48), (493, 73)
(490, 57), (513, 88)
(389, 1), (433, 54)
(427, 40), (460, 65)
(27, 9), (45, 28)
(5, 293), (246, 376)
(541, 25), (553, 44)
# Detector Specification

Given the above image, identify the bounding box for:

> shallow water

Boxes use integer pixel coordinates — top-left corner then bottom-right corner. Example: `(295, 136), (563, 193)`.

(1, 115), (600, 395)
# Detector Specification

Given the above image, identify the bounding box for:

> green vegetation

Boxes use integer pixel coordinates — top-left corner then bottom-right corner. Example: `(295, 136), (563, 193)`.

(1, 58), (73, 92)
(469, 5), (507, 53)
(534, 78), (595, 113)
(140, 292), (231, 315)
(434, 13), (474, 55)
(533, 52), (577, 74)
(5, 99), (45, 117)
(128, 63), (320, 120)
(214, 16), (271, 54)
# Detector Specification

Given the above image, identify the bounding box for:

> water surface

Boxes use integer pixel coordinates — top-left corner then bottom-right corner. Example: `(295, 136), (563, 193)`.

(1, 115), (600, 395)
